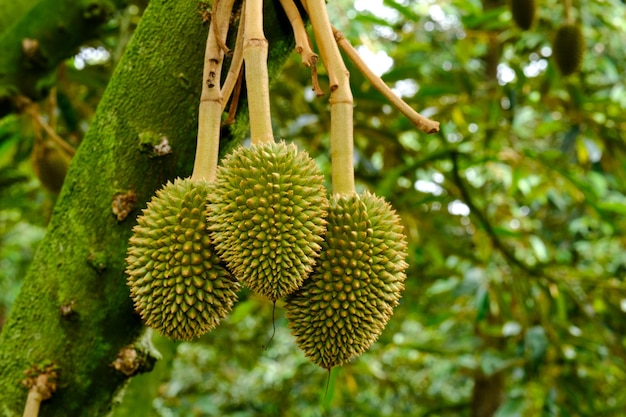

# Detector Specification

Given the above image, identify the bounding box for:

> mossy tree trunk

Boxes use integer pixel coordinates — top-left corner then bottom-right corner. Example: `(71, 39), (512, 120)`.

(0, 0), (128, 115)
(0, 0), (293, 415)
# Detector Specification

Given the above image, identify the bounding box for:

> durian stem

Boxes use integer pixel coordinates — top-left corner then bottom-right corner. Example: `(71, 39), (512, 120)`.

(22, 390), (42, 417)
(221, 7), (245, 111)
(332, 27), (440, 135)
(243, 0), (274, 145)
(563, 0), (573, 23)
(303, 0), (355, 196)
(191, 0), (235, 182)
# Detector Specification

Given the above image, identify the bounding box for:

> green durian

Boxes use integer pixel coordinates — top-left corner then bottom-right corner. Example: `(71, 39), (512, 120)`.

(126, 178), (240, 341)
(511, 0), (536, 30)
(552, 24), (585, 76)
(206, 141), (328, 301)
(284, 191), (408, 369)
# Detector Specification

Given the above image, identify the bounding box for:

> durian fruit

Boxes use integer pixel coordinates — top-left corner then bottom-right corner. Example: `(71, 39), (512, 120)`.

(206, 141), (328, 301)
(284, 0), (410, 369)
(126, 178), (240, 341)
(552, 24), (585, 76)
(284, 191), (408, 369)
(511, 0), (536, 30)
(126, 1), (240, 340)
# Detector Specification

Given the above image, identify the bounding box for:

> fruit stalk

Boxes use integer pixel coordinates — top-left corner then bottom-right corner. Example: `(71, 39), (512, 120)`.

(22, 389), (42, 417)
(564, 0), (572, 23)
(191, 0), (235, 182)
(243, 0), (274, 144)
(303, 0), (355, 196)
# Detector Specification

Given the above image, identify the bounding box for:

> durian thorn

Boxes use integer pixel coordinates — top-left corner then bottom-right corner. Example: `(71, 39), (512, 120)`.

(277, 0), (323, 96)
(302, 0), (355, 196)
(243, 0), (274, 145)
(192, 0), (235, 182)
(332, 27), (440, 135)
(221, 3), (245, 111)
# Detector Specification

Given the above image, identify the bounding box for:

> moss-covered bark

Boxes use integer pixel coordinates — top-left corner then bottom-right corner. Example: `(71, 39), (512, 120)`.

(0, 0), (128, 115)
(0, 0), (294, 415)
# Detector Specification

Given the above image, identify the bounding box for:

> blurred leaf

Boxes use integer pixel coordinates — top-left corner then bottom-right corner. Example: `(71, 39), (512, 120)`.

(525, 326), (548, 365)
(494, 393), (525, 417)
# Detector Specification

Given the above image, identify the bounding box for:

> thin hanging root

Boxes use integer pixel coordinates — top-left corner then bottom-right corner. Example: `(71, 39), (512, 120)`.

(221, 4), (245, 111)
(224, 65), (244, 124)
(302, 0), (355, 196)
(309, 59), (324, 97)
(243, 0), (274, 144)
(278, 0), (324, 96)
(192, 0), (236, 182)
(332, 27), (440, 134)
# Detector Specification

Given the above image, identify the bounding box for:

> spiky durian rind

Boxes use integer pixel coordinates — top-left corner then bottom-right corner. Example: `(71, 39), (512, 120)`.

(553, 24), (585, 76)
(126, 178), (240, 341)
(284, 191), (408, 369)
(207, 142), (329, 301)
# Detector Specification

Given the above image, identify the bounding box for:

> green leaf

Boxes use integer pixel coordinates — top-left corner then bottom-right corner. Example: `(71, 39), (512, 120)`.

(494, 394), (525, 417)
(525, 326), (548, 364)
(529, 235), (549, 263)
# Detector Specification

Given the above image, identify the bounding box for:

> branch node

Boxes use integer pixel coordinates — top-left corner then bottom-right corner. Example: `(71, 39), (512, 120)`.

(21, 362), (60, 417)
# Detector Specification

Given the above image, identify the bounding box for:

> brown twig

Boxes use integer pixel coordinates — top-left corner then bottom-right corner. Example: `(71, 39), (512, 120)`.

(224, 65), (244, 125)
(211, 0), (231, 54)
(24, 102), (75, 157)
(221, 3), (245, 111)
(278, 0), (324, 96)
(332, 27), (439, 134)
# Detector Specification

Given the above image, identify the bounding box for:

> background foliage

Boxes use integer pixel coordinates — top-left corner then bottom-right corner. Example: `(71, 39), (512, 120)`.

(1, 0), (625, 415)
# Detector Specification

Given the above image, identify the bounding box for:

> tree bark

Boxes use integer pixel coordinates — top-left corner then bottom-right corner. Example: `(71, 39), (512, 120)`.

(0, 0), (128, 115)
(0, 0), (293, 415)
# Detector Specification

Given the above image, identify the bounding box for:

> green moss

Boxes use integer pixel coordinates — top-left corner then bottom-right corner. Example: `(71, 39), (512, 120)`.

(0, 0), (205, 413)
(87, 251), (108, 273)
